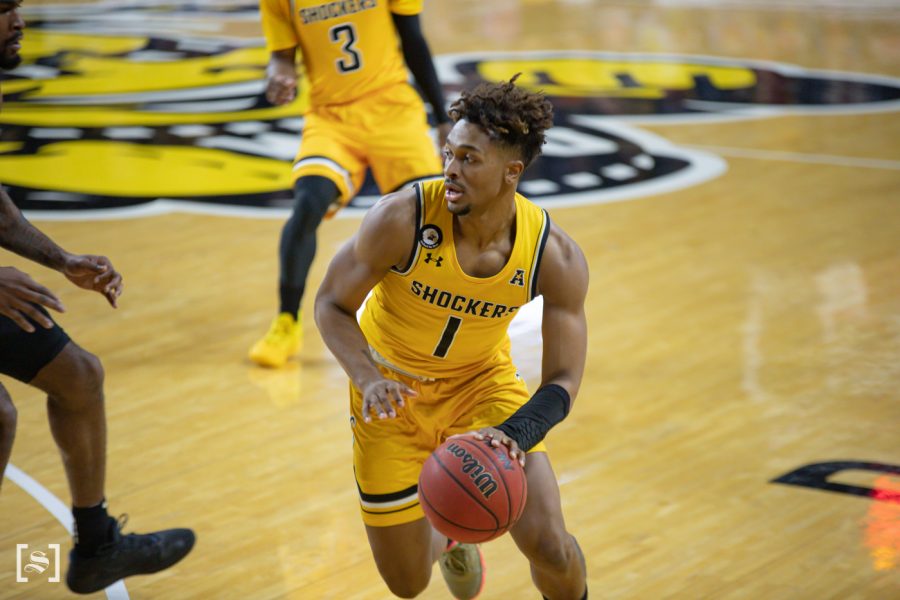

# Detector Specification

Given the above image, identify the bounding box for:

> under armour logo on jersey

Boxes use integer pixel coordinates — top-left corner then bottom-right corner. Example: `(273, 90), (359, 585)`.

(509, 269), (526, 286)
(424, 253), (443, 267)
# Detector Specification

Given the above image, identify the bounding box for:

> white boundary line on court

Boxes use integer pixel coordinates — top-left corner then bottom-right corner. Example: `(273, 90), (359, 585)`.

(5, 464), (130, 599)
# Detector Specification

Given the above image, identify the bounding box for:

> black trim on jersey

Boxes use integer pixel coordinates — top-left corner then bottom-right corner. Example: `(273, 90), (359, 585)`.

(528, 209), (551, 301)
(387, 173), (442, 194)
(391, 183), (424, 275)
(361, 502), (420, 516)
(357, 482), (419, 504)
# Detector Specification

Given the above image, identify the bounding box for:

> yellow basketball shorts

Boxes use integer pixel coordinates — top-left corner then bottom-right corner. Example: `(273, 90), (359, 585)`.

(292, 82), (442, 214)
(350, 354), (547, 527)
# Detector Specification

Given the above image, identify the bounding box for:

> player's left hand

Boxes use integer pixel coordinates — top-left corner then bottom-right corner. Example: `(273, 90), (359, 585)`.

(450, 427), (526, 467)
(62, 254), (124, 308)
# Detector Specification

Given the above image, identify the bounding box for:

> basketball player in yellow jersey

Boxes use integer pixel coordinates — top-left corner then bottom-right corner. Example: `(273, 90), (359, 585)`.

(251, 0), (450, 368)
(316, 77), (589, 600)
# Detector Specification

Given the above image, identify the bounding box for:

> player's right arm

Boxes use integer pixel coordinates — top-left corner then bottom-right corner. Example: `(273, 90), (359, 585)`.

(259, 0), (299, 105)
(314, 188), (420, 421)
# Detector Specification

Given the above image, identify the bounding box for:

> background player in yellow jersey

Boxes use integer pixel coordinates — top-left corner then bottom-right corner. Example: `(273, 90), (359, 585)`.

(251, 0), (450, 367)
(315, 77), (589, 599)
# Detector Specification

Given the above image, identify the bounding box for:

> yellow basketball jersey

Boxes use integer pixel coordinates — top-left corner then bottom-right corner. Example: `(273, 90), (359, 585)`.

(259, 0), (422, 107)
(360, 179), (551, 378)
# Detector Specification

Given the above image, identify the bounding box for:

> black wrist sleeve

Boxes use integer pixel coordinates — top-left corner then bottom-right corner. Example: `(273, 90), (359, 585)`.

(391, 13), (450, 124)
(496, 384), (571, 452)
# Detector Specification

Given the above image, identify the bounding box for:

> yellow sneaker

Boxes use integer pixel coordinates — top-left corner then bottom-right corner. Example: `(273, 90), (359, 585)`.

(438, 541), (485, 600)
(248, 313), (302, 368)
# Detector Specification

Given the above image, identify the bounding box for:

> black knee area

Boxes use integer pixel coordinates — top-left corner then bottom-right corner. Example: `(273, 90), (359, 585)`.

(286, 176), (340, 237)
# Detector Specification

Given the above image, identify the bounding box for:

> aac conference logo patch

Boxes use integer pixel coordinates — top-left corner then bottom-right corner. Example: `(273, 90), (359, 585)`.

(1, 7), (898, 218)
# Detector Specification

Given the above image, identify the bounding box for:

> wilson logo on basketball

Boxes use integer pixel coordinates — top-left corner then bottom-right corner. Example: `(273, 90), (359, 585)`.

(2, 6), (897, 216)
(420, 437), (527, 543)
(445, 442), (499, 499)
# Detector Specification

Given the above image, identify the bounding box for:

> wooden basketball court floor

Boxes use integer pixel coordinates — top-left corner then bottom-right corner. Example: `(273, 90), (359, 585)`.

(1, 0), (898, 598)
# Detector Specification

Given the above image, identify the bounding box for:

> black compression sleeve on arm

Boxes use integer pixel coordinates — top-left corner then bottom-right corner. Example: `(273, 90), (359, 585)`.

(496, 384), (571, 452)
(391, 13), (450, 124)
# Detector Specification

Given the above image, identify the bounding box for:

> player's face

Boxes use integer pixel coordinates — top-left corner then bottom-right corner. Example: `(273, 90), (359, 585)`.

(0, 2), (24, 71)
(442, 120), (521, 216)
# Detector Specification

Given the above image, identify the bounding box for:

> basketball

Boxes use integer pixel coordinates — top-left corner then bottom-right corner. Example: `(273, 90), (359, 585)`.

(418, 437), (527, 543)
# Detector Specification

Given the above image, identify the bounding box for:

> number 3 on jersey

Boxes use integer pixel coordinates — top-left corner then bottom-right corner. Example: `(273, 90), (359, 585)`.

(329, 24), (361, 73)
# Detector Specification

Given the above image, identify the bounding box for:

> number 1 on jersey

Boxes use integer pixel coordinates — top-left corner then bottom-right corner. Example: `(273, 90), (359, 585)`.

(433, 316), (462, 358)
(329, 24), (361, 73)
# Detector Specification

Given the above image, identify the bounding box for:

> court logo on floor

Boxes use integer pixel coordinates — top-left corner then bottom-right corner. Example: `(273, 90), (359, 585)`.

(1, 8), (898, 217)
(16, 543), (61, 584)
(435, 51), (900, 210)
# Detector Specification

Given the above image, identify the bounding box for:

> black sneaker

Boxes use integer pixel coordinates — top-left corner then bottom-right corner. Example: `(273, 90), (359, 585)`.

(66, 515), (195, 594)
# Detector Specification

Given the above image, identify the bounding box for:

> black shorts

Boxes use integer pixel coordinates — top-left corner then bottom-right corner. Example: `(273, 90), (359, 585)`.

(0, 304), (71, 383)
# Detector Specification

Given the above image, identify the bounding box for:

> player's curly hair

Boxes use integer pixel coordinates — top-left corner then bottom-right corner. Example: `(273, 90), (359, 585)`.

(448, 73), (554, 168)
